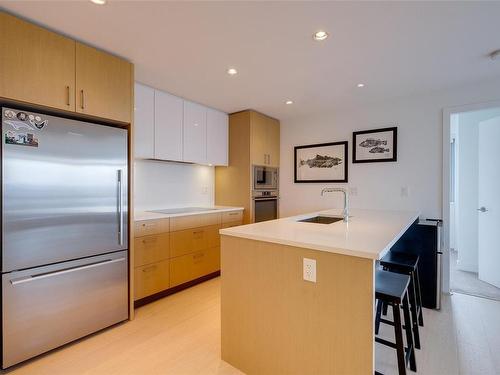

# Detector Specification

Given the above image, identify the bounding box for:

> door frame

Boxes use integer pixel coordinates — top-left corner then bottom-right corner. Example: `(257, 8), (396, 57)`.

(442, 99), (500, 293)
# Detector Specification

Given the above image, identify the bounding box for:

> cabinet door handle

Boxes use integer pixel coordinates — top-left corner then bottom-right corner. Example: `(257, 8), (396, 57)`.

(192, 230), (204, 238)
(66, 86), (70, 106)
(268, 154), (271, 165)
(142, 265), (157, 273)
(80, 89), (85, 109)
(142, 237), (158, 244)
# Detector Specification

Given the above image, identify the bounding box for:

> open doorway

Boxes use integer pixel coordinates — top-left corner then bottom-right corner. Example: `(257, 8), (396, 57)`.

(448, 107), (500, 300)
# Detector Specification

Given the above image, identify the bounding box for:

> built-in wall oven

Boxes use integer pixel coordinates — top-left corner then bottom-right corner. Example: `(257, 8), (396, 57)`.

(253, 190), (279, 223)
(253, 165), (278, 190)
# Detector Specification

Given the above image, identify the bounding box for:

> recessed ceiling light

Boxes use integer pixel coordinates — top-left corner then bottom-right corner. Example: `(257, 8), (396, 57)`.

(285, 100), (294, 105)
(90, 0), (106, 4)
(357, 83), (365, 88)
(227, 68), (238, 76)
(313, 31), (329, 41)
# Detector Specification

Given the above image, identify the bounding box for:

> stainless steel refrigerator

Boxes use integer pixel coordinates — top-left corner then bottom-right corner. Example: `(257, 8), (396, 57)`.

(1, 107), (129, 368)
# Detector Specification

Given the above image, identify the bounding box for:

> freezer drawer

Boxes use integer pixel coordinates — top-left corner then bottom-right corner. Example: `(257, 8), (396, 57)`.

(2, 251), (128, 368)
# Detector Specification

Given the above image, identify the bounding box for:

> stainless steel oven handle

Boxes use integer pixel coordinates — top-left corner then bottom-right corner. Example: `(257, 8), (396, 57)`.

(117, 170), (124, 246)
(10, 257), (126, 285)
(253, 197), (279, 201)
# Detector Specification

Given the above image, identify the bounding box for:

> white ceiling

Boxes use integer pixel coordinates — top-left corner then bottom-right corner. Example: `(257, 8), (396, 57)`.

(1, 1), (500, 121)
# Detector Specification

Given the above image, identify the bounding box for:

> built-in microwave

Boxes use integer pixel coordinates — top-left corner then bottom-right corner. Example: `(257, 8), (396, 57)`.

(253, 165), (278, 190)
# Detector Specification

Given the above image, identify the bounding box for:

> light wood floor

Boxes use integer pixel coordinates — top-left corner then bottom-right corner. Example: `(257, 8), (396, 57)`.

(5, 278), (500, 375)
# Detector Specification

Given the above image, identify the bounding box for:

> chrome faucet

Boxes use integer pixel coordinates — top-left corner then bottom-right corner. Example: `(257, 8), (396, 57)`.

(321, 187), (349, 222)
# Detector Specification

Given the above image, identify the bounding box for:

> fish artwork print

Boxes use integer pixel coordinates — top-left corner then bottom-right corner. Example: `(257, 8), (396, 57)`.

(299, 154), (342, 168)
(359, 138), (387, 148)
(368, 147), (390, 153)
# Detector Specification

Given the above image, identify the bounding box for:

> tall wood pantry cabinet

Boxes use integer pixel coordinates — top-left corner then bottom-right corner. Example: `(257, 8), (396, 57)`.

(215, 110), (280, 224)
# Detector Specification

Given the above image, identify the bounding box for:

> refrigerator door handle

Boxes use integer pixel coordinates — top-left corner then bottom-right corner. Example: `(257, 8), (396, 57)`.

(10, 257), (126, 286)
(117, 169), (124, 246)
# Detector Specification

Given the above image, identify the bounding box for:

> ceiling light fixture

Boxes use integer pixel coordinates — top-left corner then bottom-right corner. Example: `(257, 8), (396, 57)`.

(227, 68), (238, 76)
(285, 100), (294, 105)
(357, 83), (365, 88)
(313, 30), (329, 41)
(90, 0), (107, 4)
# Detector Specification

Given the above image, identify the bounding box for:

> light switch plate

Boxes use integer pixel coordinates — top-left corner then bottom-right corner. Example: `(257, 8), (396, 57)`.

(303, 258), (317, 283)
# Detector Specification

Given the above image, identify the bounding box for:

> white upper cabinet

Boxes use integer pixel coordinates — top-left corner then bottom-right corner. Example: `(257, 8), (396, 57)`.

(133, 82), (227, 165)
(207, 108), (228, 166)
(133, 83), (155, 159)
(154, 90), (184, 161)
(183, 101), (207, 164)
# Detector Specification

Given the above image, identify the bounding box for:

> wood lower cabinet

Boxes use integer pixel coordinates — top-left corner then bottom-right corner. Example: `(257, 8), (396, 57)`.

(170, 247), (220, 288)
(0, 12), (76, 111)
(134, 211), (243, 304)
(134, 233), (170, 267)
(170, 225), (219, 258)
(134, 260), (170, 300)
(76, 43), (132, 123)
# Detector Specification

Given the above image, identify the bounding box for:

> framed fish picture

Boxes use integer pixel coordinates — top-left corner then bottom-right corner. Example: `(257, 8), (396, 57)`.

(352, 127), (397, 163)
(294, 141), (348, 183)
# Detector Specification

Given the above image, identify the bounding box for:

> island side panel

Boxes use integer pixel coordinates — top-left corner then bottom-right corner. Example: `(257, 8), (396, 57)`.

(221, 235), (374, 375)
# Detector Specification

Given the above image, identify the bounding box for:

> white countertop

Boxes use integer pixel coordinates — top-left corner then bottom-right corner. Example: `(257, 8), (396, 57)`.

(134, 206), (244, 221)
(219, 208), (419, 260)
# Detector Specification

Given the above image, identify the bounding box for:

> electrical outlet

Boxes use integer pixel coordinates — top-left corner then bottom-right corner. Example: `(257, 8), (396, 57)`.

(349, 186), (358, 196)
(201, 186), (208, 195)
(401, 186), (409, 198)
(303, 258), (316, 283)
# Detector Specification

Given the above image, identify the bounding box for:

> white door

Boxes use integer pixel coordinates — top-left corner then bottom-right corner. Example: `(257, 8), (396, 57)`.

(183, 100), (207, 164)
(133, 83), (154, 159)
(206, 108), (228, 166)
(478, 115), (500, 288)
(154, 90), (183, 161)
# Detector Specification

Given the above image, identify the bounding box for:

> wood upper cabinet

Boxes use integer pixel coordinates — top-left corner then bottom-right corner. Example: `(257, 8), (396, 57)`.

(250, 111), (280, 167)
(75, 42), (132, 123)
(183, 100), (207, 164)
(207, 108), (229, 166)
(134, 83), (155, 159)
(0, 12), (76, 111)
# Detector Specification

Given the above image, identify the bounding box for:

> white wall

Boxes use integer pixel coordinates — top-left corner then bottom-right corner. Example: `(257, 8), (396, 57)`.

(279, 78), (500, 220)
(455, 108), (500, 273)
(134, 160), (214, 211)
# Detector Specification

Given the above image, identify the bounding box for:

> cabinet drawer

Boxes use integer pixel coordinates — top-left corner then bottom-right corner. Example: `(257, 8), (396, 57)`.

(170, 225), (219, 258)
(222, 221), (243, 229)
(134, 233), (170, 267)
(134, 260), (169, 300)
(135, 219), (169, 237)
(170, 213), (220, 232)
(170, 247), (220, 287)
(222, 210), (243, 223)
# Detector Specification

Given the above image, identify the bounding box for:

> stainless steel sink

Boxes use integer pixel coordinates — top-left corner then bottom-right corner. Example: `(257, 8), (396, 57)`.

(298, 216), (343, 224)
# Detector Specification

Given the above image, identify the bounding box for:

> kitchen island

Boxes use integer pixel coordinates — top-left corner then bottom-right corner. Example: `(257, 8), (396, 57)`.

(219, 208), (419, 375)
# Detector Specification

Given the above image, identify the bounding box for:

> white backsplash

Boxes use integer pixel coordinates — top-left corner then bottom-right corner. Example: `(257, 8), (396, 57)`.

(134, 160), (214, 211)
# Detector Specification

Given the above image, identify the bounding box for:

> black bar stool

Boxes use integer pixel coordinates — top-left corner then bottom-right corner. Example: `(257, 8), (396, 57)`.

(379, 251), (424, 349)
(375, 269), (417, 375)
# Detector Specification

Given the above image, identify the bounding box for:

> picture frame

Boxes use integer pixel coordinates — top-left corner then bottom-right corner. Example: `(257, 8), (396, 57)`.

(294, 141), (348, 183)
(352, 127), (397, 163)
